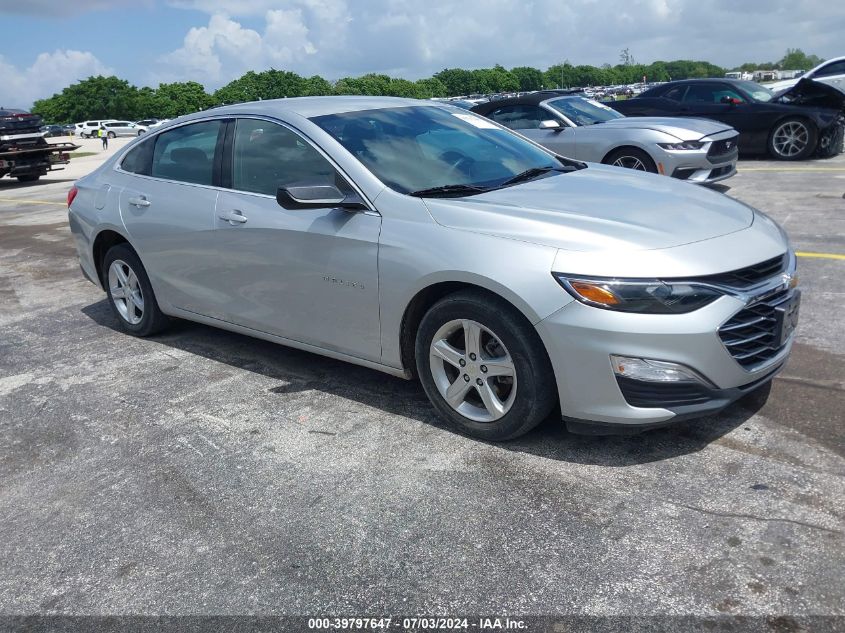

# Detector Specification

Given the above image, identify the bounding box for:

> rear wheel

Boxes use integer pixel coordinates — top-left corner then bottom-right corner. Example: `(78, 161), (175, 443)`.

(16, 174), (40, 183)
(768, 118), (817, 160)
(102, 244), (168, 337)
(415, 290), (557, 441)
(603, 147), (658, 173)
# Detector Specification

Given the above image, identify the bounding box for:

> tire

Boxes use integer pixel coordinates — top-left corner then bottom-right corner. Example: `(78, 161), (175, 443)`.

(16, 175), (40, 183)
(768, 117), (817, 160)
(102, 243), (168, 337)
(107, 131), (116, 139)
(602, 147), (658, 173)
(415, 290), (557, 441)
(137, 130), (144, 136)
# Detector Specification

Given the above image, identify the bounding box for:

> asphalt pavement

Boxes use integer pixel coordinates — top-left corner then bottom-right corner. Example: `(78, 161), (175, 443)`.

(0, 149), (842, 628)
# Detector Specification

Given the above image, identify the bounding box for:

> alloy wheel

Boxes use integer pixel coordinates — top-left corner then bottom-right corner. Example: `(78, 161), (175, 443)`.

(108, 259), (144, 325)
(429, 319), (517, 422)
(611, 155), (647, 170)
(772, 121), (810, 158)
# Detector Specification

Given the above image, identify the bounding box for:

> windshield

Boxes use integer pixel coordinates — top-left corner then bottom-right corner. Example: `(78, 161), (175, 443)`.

(734, 81), (774, 102)
(310, 105), (562, 195)
(546, 97), (624, 126)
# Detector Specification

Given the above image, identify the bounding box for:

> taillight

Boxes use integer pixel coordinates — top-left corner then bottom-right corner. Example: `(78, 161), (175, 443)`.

(67, 186), (78, 207)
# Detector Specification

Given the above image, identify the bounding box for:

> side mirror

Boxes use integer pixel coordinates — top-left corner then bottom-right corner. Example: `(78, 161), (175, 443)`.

(539, 119), (563, 131)
(276, 185), (368, 211)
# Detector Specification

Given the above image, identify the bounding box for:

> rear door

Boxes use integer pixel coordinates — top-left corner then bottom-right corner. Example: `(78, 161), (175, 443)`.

(209, 117), (382, 361)
(118, 119), (226, 315)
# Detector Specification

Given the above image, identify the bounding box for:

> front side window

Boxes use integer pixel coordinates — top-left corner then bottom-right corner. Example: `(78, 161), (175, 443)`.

(734, 81), (773, 102)
(487, 105), (549, 130)
(662, 86), (687, 101)
(547, 97), (624, 126)
(231, 118), (341, 196)
(311, 106), (561, 194)
(151, 120), (222, 186)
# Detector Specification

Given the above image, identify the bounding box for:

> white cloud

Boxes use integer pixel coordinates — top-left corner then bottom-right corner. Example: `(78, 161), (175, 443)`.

(155, 0), (845, 87)
(0, 50), (112, 110)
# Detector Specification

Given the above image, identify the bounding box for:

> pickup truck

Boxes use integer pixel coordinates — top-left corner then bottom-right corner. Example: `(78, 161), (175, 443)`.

(0, 108), (78, 182)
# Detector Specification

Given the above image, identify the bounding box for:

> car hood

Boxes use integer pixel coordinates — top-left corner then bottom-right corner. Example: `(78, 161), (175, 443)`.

(592, 116), (735, 140)
(423, 164), (754, 252)
(773, 78), (845, 110)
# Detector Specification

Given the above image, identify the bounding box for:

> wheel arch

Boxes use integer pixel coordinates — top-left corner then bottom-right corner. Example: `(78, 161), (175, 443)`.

(601, 144), (657, 166)
(91, 229), (131, 289)
(398, 276), (546, 378)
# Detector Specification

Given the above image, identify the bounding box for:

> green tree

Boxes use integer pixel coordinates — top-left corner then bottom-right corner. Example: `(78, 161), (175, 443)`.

(779, 48), (823, 70)
(510, 66), (545, 91)
(32, 75), (142, 122)
(152, 82), (213, 117)
(414, 77), (447, 99)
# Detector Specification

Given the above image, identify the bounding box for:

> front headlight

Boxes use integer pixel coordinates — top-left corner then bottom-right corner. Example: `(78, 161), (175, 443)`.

(657, 141), (705, 151)
(553, 274), (723, 314)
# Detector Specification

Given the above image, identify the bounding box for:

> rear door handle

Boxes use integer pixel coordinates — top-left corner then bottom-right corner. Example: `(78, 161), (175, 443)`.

(218, 210), (247, 224)
(127, 196), (150, 207)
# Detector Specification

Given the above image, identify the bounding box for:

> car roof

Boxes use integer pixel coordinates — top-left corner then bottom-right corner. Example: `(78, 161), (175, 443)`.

(192, 96), (428, 120)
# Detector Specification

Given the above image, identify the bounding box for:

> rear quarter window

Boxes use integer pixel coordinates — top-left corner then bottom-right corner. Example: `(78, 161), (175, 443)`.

(121, 139), (154, 176)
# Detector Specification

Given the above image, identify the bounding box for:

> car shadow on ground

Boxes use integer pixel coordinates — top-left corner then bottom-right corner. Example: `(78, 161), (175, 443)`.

(0, 178), (76, 190)
(82, 299), (764, 467)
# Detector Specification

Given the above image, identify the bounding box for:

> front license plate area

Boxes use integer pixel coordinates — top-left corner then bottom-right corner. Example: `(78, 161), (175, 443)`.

(773, 290), (801, 347)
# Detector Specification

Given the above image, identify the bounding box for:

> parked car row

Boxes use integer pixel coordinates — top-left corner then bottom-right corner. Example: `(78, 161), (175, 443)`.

(69, 95), (800, 440)
(73, 118), (170, 138)
(610, 78), (845, 160)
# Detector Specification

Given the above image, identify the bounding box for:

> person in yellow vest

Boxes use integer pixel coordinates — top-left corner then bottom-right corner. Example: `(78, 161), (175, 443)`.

(99, 126), (108, 150)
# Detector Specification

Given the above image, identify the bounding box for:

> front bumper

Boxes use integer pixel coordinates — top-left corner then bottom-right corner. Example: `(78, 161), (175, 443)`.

(535, 291), (795, 430)
(655, 132), (739, 185)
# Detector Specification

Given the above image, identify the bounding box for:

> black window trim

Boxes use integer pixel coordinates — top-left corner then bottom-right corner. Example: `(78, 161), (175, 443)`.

(220, 115), (376, 211)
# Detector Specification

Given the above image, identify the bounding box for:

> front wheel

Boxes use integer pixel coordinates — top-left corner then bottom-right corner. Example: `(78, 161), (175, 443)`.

(602, 147), (658, 173)
(102, 244), (169, 337)
(768, 118), (817, 160)
(415, 290), (557, 441)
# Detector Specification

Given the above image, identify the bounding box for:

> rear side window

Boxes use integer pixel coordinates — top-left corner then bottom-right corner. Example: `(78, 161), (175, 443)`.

(231, 118), (340, 196)
(151, 120), (222, 186)
(121, 140), (154, 175)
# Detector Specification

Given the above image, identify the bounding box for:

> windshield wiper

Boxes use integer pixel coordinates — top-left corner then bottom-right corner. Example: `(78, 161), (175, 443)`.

(409, 184), (489, 198)
(499, 166), (565, 188)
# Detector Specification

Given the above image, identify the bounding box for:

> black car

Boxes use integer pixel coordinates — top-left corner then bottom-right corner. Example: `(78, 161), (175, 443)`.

(610, 78), (845, 160)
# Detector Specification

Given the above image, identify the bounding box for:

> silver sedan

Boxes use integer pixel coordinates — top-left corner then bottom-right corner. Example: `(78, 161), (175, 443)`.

(472, 94), (738, 184)
(68, 97), (797, 440)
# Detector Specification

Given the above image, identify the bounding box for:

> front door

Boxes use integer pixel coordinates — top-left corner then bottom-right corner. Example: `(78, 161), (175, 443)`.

(210, 118), (382, 362)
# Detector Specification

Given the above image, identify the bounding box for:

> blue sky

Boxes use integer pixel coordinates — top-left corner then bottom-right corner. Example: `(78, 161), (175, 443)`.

(0, 0), (843, 109)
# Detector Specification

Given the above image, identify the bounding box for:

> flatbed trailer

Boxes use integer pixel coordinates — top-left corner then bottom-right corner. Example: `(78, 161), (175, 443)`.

(0, 140), (79, 183)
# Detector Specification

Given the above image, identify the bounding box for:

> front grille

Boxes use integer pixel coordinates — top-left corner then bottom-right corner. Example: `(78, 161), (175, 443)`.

(616, 376), (711, 408)
(708, 136), (738, 158)
(694, 254), (786, 289)
(719, 288), (795, 369)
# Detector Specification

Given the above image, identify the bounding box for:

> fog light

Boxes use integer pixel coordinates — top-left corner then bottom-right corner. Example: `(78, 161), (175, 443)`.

(611, 355), (712, 385)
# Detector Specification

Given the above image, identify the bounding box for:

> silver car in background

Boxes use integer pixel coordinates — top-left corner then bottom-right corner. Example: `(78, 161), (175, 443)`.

(471, 93), (738, 184)
(68, 97), (798, 440)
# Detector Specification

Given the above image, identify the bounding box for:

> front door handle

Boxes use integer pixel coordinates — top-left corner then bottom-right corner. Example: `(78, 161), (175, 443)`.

(127, 196), (150, 207)
(218, 210), (247, 224)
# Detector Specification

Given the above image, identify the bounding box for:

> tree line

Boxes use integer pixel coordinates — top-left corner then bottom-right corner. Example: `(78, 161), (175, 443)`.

(31, 48), (822, 123)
